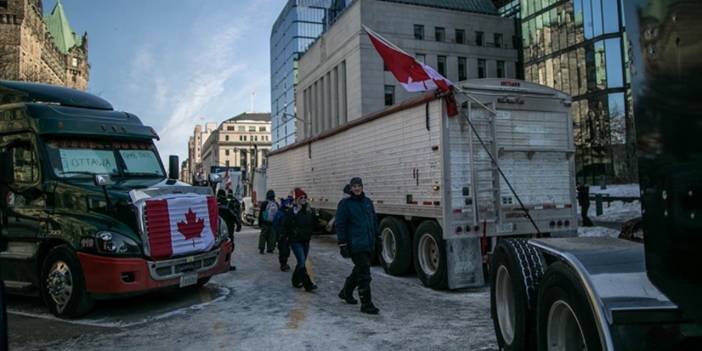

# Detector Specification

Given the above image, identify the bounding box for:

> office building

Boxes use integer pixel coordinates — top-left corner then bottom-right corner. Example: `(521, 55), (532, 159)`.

(295, 0), (517, 139)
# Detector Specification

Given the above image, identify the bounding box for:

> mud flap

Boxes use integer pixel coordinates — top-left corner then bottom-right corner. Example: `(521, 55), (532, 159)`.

(446, 237), (485, 289)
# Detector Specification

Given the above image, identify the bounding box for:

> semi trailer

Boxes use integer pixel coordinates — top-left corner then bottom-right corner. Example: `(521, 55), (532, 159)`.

(489, 0), (702, 350)
(268, 79), (578, 289)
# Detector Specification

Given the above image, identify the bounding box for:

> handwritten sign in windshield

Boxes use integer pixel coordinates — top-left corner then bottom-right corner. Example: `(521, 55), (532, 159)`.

(120, 150), (163, 175)
(59, 149), (117, 174)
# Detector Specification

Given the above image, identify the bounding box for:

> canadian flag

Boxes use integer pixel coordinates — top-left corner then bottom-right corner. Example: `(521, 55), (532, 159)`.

(144, 195), (218, 259)
(364, 25), (458, 116)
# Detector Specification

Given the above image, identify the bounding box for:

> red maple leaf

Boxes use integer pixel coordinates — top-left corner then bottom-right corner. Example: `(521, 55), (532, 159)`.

(177, 208), (204, 241)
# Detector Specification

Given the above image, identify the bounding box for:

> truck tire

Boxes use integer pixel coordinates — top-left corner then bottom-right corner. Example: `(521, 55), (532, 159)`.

(40, 245), (94, 318)
(490, 238), (545, 351)
(413, 221), (447, 289)
(536, 261), (602, 351)
(379, 217), (412, 275)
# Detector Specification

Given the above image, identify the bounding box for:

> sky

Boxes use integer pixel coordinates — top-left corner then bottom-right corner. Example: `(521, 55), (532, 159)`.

(45, 0), (285, 163)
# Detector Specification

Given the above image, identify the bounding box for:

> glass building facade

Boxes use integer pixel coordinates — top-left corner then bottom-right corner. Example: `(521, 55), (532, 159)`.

(270, 0), (350, 150)
(520, 0), (636, 182)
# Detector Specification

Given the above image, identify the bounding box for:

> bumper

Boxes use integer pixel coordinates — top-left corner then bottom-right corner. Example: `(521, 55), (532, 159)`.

(77, 240), (233, 296)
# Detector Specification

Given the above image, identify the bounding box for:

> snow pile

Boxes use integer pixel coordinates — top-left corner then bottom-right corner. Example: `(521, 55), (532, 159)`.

(577, 226), (620, 238)
(588, 183), (640, 198)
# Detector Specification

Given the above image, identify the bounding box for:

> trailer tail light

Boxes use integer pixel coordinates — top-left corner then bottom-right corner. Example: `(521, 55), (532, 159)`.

(550, 221), (556, 228)
(557, 220), (563, 227)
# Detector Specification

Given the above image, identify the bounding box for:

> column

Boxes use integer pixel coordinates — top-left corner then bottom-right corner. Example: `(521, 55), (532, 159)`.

(339, 61), (347, 125)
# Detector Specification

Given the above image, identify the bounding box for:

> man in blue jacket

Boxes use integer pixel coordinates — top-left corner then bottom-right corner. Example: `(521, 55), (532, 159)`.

(336, 177), (380, 314)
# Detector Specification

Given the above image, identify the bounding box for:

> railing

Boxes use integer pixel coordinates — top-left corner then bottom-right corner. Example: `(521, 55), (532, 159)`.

(589, 194), (640, 216)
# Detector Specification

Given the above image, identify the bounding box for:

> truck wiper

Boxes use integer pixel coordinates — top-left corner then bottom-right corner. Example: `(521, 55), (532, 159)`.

(58, 171), (99, 177)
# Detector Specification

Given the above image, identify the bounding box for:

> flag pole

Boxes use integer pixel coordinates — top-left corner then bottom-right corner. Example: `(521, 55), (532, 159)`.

(451, 87), (542, 236)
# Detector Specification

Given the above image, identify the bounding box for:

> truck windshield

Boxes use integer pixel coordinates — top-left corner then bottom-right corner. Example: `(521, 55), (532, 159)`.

(45, 139), (165, 178)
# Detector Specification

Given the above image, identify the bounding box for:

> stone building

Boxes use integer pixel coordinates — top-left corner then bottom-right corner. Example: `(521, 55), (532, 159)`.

(201, 113), (272, 177)
(186, 122), (217, 184)
(0, 0), (89, 90)
(295, 0), (517, 139)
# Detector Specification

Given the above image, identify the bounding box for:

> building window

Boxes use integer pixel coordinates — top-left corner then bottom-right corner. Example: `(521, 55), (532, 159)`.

(497, 60), (505, 78)
(494, 33), (503, 48)
(416, 53), (426, 63)
(243, 135), (247, 141)
(455, 29), (465, 44)
(0, 0), (7, 8)
(227, 126), (235, 131)
(414, 24), (424, 40)
(225, 149), (230, 156)
(384, 85), (395, 106)
(435, 27), (445, 42)
(254, 136), (258, 141)
(248, 126), (256, 132)
(225, 135), (229, 141)
(259, 126), (266, 132)
(437, 55), (447, 77)
(226, 160), (230, 167)
(458, 57), (467, 81)
(71, 57), (78, 67)
(475, 31), (484, 46)
(238, 126), (245, 132)
(478, 59), (486, 78)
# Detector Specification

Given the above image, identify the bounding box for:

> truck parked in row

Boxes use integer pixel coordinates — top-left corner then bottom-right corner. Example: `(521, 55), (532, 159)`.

(268, 79), (578, 289)
(0, 81), (233, 317)
(489, 1), (702, 349)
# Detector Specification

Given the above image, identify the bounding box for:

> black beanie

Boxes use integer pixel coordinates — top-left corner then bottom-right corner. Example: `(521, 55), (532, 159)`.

(350, 177), (363, 187)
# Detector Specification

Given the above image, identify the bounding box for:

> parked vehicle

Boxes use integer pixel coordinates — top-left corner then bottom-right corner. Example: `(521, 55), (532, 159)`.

(0, 81), (233, 318)
(240, 168), (266, 226)
(490, 1), (702, 349)
(268, 79), (578, 289)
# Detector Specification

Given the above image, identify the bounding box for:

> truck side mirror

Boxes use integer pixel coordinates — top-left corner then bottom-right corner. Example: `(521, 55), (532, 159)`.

(0, 152), (14, 185)
(168, 155), (179, 180)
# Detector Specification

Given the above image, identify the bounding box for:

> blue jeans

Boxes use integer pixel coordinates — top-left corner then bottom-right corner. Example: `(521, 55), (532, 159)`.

(290, 241), (310, 270)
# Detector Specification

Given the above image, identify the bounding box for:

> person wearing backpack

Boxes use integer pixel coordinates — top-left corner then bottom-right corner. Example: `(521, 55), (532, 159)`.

(273, 196), (293, 272)
(258, 190), (279, 254)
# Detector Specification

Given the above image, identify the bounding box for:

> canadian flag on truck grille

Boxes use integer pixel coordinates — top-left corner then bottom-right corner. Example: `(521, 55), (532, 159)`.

(144, 196), (218, 259)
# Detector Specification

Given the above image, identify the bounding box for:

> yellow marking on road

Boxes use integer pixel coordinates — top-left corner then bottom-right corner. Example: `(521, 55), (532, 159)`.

(286, 258), (314, 329)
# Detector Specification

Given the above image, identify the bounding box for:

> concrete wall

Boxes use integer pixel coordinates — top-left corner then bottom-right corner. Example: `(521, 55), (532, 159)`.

(296, 0), (518, 139)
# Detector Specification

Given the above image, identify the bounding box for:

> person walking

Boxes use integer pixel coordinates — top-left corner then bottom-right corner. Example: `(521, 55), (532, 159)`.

(258, 190), (279, 254)
(274, 196), (293, 272)
(336, 177), (380, 314)
(287, 188), (318, 291)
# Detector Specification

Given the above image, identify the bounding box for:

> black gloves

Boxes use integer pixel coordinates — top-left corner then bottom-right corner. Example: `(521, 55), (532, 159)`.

(339, 242), (351, 258)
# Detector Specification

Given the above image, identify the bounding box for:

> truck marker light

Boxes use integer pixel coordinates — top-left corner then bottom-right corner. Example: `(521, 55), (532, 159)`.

(549, 221), (556, 228)
(465, 225), (471, 232)
(455, 226), (462, 234)
(557, 220), (563, 227)
(422, 201), (432, 206)
(564, 220), (570, 227)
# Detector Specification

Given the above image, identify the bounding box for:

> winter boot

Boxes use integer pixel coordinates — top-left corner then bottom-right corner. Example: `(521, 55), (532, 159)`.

(338, 277), (358, 304)
(359, 287), (379, 315)
(291, 268), (303, 288)
(302, 269), (318, 292)
(280, 264), (291, 272)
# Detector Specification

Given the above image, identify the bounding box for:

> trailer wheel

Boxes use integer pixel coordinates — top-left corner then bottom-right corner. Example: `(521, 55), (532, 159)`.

(537, 262), (602, 351)
(490, 239), (545, 351)
(40, 245), (94, 318)
(413, 221), (447, 289)
(379, 217), (412, 275)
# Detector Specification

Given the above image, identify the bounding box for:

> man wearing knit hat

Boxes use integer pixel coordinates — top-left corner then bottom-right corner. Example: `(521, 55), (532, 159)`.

(335, 177), (380, 314)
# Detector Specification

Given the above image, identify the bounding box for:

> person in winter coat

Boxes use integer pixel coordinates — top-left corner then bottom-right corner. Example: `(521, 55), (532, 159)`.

(274, 196), (293, 272)
(258, 190), (279, 254)
(336, 177), (380, 314)
(287, 188), (318, 292)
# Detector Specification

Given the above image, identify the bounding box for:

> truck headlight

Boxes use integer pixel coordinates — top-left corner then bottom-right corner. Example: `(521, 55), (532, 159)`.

(94, 231), (141, 256)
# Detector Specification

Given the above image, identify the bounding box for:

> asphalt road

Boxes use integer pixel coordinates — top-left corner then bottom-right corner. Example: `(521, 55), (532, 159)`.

(8, 227), (498, 351)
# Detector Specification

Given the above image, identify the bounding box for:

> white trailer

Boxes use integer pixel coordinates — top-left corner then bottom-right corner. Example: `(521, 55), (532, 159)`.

(268, 79), (577, 289)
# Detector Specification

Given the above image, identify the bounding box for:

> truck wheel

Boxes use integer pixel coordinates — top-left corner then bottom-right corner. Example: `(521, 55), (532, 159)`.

(379, 217), (412, 275)
(537, 262), (602, 351)
(40, 245), (94, 318)
(413, 221), (447, 289)
(490, 239), (545, 351)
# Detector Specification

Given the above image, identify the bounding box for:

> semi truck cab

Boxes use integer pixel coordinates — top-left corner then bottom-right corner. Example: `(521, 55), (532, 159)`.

(0, 80), (233, 318)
